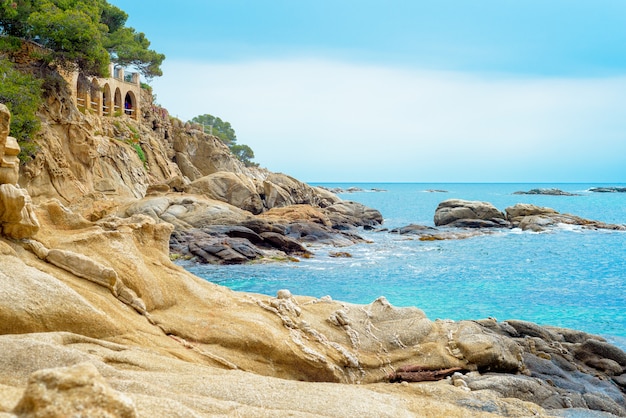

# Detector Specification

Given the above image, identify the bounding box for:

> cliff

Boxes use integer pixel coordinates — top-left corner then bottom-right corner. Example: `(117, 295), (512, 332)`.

(0, 67), (624, 417)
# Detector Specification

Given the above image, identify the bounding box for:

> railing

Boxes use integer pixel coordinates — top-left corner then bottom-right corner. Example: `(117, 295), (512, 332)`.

(76, 97), (86, 109)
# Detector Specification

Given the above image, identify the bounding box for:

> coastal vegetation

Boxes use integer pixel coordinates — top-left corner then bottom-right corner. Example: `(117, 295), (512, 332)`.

(0, 0), (164, 78)
(0, 0), (164, 161)
(191, 113), (258, 167)
(0, 56), (42, 162)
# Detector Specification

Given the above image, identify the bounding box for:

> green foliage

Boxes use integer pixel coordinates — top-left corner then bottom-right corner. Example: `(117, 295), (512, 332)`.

(190, 113), (258, 167)
(0, 35), (21, 52)
(191, 114), (237, 145)
(0, 57), (43, 163)
(230, 144), (258, 167)
(105, 27), (164, 79)
(132, 142), (145, 164)
(0, 0), (164, 79)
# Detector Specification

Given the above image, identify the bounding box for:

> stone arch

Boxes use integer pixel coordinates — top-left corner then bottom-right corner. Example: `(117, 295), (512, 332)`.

(114, 88), (122, 116)
(102, 83), (112, 116)
(90, 78), (101, 114)
(124, 91), (137, 119)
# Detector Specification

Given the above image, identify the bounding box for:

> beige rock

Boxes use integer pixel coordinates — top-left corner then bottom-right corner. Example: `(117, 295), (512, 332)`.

(45, 248), (119, 295)
(0, 103), (10, 144)
(13, 362), (137, 418)
(260, 204), (332, 226)
(0, 184), (25, 223)
(434, 199), (506, 226)
(0, 332), (548, 418)
(0, 184), (40, 239)
(186, 171), (264, 214)
(0, 136), (20, 185)
(505, 203), (558, 220)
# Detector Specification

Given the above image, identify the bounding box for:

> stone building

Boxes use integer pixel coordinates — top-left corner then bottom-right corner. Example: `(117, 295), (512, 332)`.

(64, 63), (142, 120)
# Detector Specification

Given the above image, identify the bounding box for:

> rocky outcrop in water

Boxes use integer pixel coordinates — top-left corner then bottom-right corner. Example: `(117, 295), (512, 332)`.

(431, 199), (626, 233)
(513, 188), (580, 196)
(590, 187), (626, 193)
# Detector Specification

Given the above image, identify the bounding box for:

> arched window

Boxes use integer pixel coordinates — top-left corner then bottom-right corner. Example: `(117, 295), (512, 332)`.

(114, 88), (122, 115)
(124, 91), (137, 119)
(102, 84), (112, 116)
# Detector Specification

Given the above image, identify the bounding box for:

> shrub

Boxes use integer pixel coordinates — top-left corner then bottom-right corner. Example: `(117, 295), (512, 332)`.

(0, 57), (43, 163)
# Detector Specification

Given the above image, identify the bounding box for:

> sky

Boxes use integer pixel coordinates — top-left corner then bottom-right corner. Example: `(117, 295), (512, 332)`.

(108, 0), (626, 183)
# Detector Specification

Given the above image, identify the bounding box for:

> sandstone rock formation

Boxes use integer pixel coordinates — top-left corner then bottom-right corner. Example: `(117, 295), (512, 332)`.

(0, 104), (40, 239)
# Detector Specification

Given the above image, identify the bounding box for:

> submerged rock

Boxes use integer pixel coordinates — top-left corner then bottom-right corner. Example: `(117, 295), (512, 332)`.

(513, 188), (580, 196)
(589, 187), (626, 193)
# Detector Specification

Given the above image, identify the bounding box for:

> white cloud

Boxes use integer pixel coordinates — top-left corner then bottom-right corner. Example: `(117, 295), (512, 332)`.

(151, 58), (626, 182)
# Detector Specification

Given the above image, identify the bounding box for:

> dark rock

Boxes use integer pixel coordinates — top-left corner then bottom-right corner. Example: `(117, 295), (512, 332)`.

(390, 224), (437, 235)
(189, 237), (263, 264)
(505, 320), (563, 341)
(513, 188), (580, 196)
(446, 218), (510, 229)
(613, 374), (626, 389)
(202, 225), (264, 244)
(589, 187), (626, 193)
(576, 339), (626, 368)
(582, 392), (626, 417)
(260, 232), (310, 255)
(241, 218), (287, 235)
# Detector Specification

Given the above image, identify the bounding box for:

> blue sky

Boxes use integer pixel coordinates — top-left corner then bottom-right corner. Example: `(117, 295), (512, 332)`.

(109, 0), (626, 182)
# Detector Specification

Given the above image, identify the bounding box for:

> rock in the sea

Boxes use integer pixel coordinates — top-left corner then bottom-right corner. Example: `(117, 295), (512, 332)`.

(513, 188), (580, 196)
(589, 187), (626, 193)
(434, 199), (507, 227)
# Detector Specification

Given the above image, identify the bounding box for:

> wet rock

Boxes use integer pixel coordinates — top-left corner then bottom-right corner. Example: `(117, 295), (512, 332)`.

(260, 231), (311, 255)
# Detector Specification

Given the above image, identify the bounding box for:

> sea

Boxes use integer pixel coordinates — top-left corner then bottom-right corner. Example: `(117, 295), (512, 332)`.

(183, 183), (626, 350)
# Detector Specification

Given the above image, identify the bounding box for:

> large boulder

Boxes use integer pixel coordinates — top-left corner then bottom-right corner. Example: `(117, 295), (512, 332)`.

(434, 199), (507, 227)
(505, 203), (626, 232)
(262, 173), (340, 209)
(185, 171), (264, 214)
(323, 201), (384, 228)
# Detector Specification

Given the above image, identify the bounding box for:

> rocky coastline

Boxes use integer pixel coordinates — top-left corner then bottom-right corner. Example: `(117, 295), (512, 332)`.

(389, 199), (626, 241)
(1, 69), (625, 417)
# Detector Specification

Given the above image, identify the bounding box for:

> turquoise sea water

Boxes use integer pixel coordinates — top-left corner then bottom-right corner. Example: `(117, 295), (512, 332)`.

(184, 183), (626, 349)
